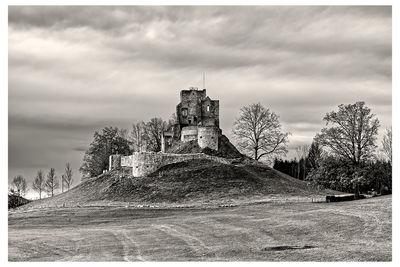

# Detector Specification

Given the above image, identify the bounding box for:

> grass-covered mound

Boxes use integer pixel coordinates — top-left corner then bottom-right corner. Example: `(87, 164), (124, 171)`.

(20, 159), (340, 209)
(168, 134), (243, 159)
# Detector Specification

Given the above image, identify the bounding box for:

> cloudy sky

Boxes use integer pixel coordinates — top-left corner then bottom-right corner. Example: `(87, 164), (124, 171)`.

(8, 6), (392, 196)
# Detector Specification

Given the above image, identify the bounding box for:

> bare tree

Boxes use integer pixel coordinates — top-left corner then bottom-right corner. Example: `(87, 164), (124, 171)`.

(12, 175), (27, 196)
(295, 149), (302, 179)
(315, 101), (380, 197)
(232, 103), (290, 162)
(44, 168), (59, 197)
(62, 163), (73, 191)
(301, 145), (310, 180)
(169, 113), (177, 126)
(118, 128), (129, 140)
(129, 118), (172, 153)
(295, 145), (309, 180)
(315, 101), (380, 166)
(307, 141), (323, 169)
(144, 118), (169, 152)
(32, 170), (45, 199)
(129, 122), (147, 152)
(382, 127), (392, 164)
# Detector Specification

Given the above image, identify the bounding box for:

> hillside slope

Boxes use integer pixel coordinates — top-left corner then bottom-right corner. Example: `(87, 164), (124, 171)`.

(20, 159), (340, 210)
(168, 134), (243, 159)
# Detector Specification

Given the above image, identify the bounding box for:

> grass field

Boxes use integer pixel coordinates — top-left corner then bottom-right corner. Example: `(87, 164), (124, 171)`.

(8, 195), (391, 261)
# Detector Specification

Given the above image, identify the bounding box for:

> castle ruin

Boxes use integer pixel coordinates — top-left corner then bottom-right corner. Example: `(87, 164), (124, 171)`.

(109, 87), (227, 177)
(161, 87), (220, 152)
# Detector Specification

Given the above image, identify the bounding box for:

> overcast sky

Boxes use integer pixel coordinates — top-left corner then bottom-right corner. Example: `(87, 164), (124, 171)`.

(8, 6), (392, 197)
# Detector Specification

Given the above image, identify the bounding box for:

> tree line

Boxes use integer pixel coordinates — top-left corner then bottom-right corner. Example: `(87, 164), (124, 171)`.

(9, 163), (74, 199)
(271, 102), (392, 196)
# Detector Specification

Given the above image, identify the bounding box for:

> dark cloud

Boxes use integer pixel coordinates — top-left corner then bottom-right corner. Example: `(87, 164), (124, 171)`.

(9, 113), (106, 133)
(8, 6), (391, 193)
(8, 6), (391, 76)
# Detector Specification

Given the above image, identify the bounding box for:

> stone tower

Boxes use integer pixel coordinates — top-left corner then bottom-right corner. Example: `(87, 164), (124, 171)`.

(161, 87), (220, 152)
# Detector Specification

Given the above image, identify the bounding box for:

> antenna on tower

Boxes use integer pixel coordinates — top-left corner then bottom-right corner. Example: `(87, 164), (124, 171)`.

(203, 72), (205, 89)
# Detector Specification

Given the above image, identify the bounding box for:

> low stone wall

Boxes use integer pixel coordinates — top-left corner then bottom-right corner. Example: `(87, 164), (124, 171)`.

(181, 126), (198, 142)
(109, 155), (121, 171)
(110, 152), (238, 177)
(131, 152), (163, 177)
(121, 155), (133, 167)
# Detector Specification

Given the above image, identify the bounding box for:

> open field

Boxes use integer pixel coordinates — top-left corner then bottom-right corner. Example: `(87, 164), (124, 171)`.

(8, 195), (391, 261)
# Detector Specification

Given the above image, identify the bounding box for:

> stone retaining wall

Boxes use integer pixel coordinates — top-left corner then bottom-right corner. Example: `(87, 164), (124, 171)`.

(121, 155), (133, 167)
(111, 152), (238, 177)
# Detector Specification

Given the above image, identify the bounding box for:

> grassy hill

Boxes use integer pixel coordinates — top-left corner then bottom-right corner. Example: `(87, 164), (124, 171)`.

(168, 134), (244, 159)
(21, 159), (340, 210)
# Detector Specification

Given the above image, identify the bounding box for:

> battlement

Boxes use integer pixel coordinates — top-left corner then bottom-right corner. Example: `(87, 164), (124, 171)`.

(180, 88), (206, 102)
(176, 88), (219, 128)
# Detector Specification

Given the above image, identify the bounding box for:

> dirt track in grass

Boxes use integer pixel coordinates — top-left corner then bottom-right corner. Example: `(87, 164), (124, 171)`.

(8, 195), (391, 261)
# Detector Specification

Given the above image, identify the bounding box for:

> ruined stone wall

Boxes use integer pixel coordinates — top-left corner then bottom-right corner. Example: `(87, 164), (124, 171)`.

(109, 155), (121, 171)
(121, 155), (133, 167)
(177, 89), (205, 127)
(180, 126), (198, 142)
(110, 151), (238, 177)
(177, 101), (202, 126)
(180, 89), (206, 102)
(161, 132), (174, 152)
(131, 152), (164, 177)
(198, 126), (219, 150)
(201, 98), (219, 127)
(175, 88), (219, 131)
(131, 152), (210, 177)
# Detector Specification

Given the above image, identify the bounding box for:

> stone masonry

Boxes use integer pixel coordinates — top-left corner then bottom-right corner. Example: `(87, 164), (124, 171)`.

(162, 87), (220, 152)
(109, 87), (225, 177)
(110, 152), (237, 177)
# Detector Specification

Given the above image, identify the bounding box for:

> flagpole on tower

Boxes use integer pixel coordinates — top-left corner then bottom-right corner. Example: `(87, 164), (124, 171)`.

(203, 72), (205, 89)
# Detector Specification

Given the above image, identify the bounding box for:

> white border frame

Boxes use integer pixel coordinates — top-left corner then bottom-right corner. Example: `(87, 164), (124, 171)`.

(2, 1), (397, 266)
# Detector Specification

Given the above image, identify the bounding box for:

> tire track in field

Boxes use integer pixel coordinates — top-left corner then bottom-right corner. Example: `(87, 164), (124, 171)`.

(327, 209), (385, 235)
(12, 233), (78, 261)
(152, 224), (211, 258)
(204, 216), (278, 253)
(112, 230), (145, 261)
